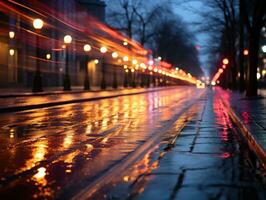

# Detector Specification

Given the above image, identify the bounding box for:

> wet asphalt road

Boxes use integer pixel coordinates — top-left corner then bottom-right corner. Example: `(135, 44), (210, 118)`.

(0, 87), (203, 199)
(0, 87), (265, 200)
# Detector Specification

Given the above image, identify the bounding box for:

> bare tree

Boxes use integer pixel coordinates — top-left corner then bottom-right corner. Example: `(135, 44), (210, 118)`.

(132, 5), (166, 45)
(106, 0), (166, 45)
(106, 0), (142, 39)
(191, 0), (238, 88)
(150, 12), (203, 77)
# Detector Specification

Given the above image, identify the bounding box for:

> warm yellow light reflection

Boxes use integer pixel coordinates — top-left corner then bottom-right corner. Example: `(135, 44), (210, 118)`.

(34, 167), (46, 179)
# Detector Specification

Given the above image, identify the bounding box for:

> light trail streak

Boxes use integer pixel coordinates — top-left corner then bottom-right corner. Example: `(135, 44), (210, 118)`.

(0, 0), (200, 84)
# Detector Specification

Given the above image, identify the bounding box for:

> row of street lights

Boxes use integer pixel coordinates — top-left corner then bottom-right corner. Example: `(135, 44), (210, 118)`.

(30, 17), (116, 92)
(31, 18), (75, 92)
(27, 18), (198, 92)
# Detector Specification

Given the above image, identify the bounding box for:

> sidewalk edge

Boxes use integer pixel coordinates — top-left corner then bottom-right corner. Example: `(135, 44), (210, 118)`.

(220, 99), (266, 170)
(0, 87), (174, 113)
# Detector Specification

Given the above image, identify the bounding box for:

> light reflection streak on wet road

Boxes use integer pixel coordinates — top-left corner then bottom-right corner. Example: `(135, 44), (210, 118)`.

(0, 87), (204, 199)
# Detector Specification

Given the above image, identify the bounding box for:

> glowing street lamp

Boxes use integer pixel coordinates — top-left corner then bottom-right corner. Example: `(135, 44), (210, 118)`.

(223, 58), (229, 65)
(83, 44), (91, 52)
(123, 56), (129, 62)
(32, 18), (44, 92)
(112, 52), (118, 59)
(132, 59), (138, 65)
(262, 45), (266, 53)
(123, 39), (128, 46)
(100, 46), (107, 53)
(9, 31), (15, 39)
(100, 46), (107, 89)
(112, 53), (119, 89)
(33, 19), (44, 30)
(64, 35), (72, 44)
(9, 49), (15, 56)
(243, 49), (249, 56)
(63, 34), (72, 91)
(83, 44), (91, 90)
(46, 53), (51, 60)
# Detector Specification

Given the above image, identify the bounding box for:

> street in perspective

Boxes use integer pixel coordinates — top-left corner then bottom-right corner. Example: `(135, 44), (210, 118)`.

(0, 0), (265, 200)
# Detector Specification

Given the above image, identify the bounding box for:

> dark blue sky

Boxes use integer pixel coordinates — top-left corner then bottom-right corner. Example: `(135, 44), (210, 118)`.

(171, 1), (210, 75)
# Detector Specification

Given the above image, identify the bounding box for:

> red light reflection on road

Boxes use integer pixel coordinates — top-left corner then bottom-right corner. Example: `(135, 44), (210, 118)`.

(219, 152), (231, 159)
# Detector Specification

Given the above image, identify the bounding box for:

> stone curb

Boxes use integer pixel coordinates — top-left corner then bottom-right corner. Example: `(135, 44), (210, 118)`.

(0, 87), (173, 113)
(220, 99), (266, 170)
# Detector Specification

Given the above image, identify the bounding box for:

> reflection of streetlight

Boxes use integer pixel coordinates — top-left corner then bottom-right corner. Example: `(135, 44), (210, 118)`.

(100, 46), (107, 89)
(63, 35), (72, 91)
(243, 49), (249, 56)
(83, 44), (91, 90)
(32, 18), (44, 92)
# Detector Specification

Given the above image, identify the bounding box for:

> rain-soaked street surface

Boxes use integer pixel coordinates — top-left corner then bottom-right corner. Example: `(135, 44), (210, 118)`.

(0, 87), (265, 200)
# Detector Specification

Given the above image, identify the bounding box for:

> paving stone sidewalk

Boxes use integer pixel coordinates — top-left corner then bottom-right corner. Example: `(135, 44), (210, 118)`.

(215, 87), (266, 153)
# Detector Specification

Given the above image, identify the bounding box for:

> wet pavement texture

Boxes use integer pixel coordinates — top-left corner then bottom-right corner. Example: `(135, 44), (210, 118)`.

(90, 89), (265, 200)
(0, 86), (203, 199)
(0, 87), (265, 200)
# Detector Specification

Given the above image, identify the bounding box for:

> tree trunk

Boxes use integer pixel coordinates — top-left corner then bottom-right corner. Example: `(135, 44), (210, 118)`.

(246, 29), (259, 97)
(239, 0), (245, 91)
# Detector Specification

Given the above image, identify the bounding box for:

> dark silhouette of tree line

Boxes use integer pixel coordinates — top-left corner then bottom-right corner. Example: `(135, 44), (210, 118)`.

(105, 0), (203, 77)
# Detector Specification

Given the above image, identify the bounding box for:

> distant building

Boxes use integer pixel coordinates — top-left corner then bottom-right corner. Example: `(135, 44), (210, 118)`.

(0, 0), (107, 89)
